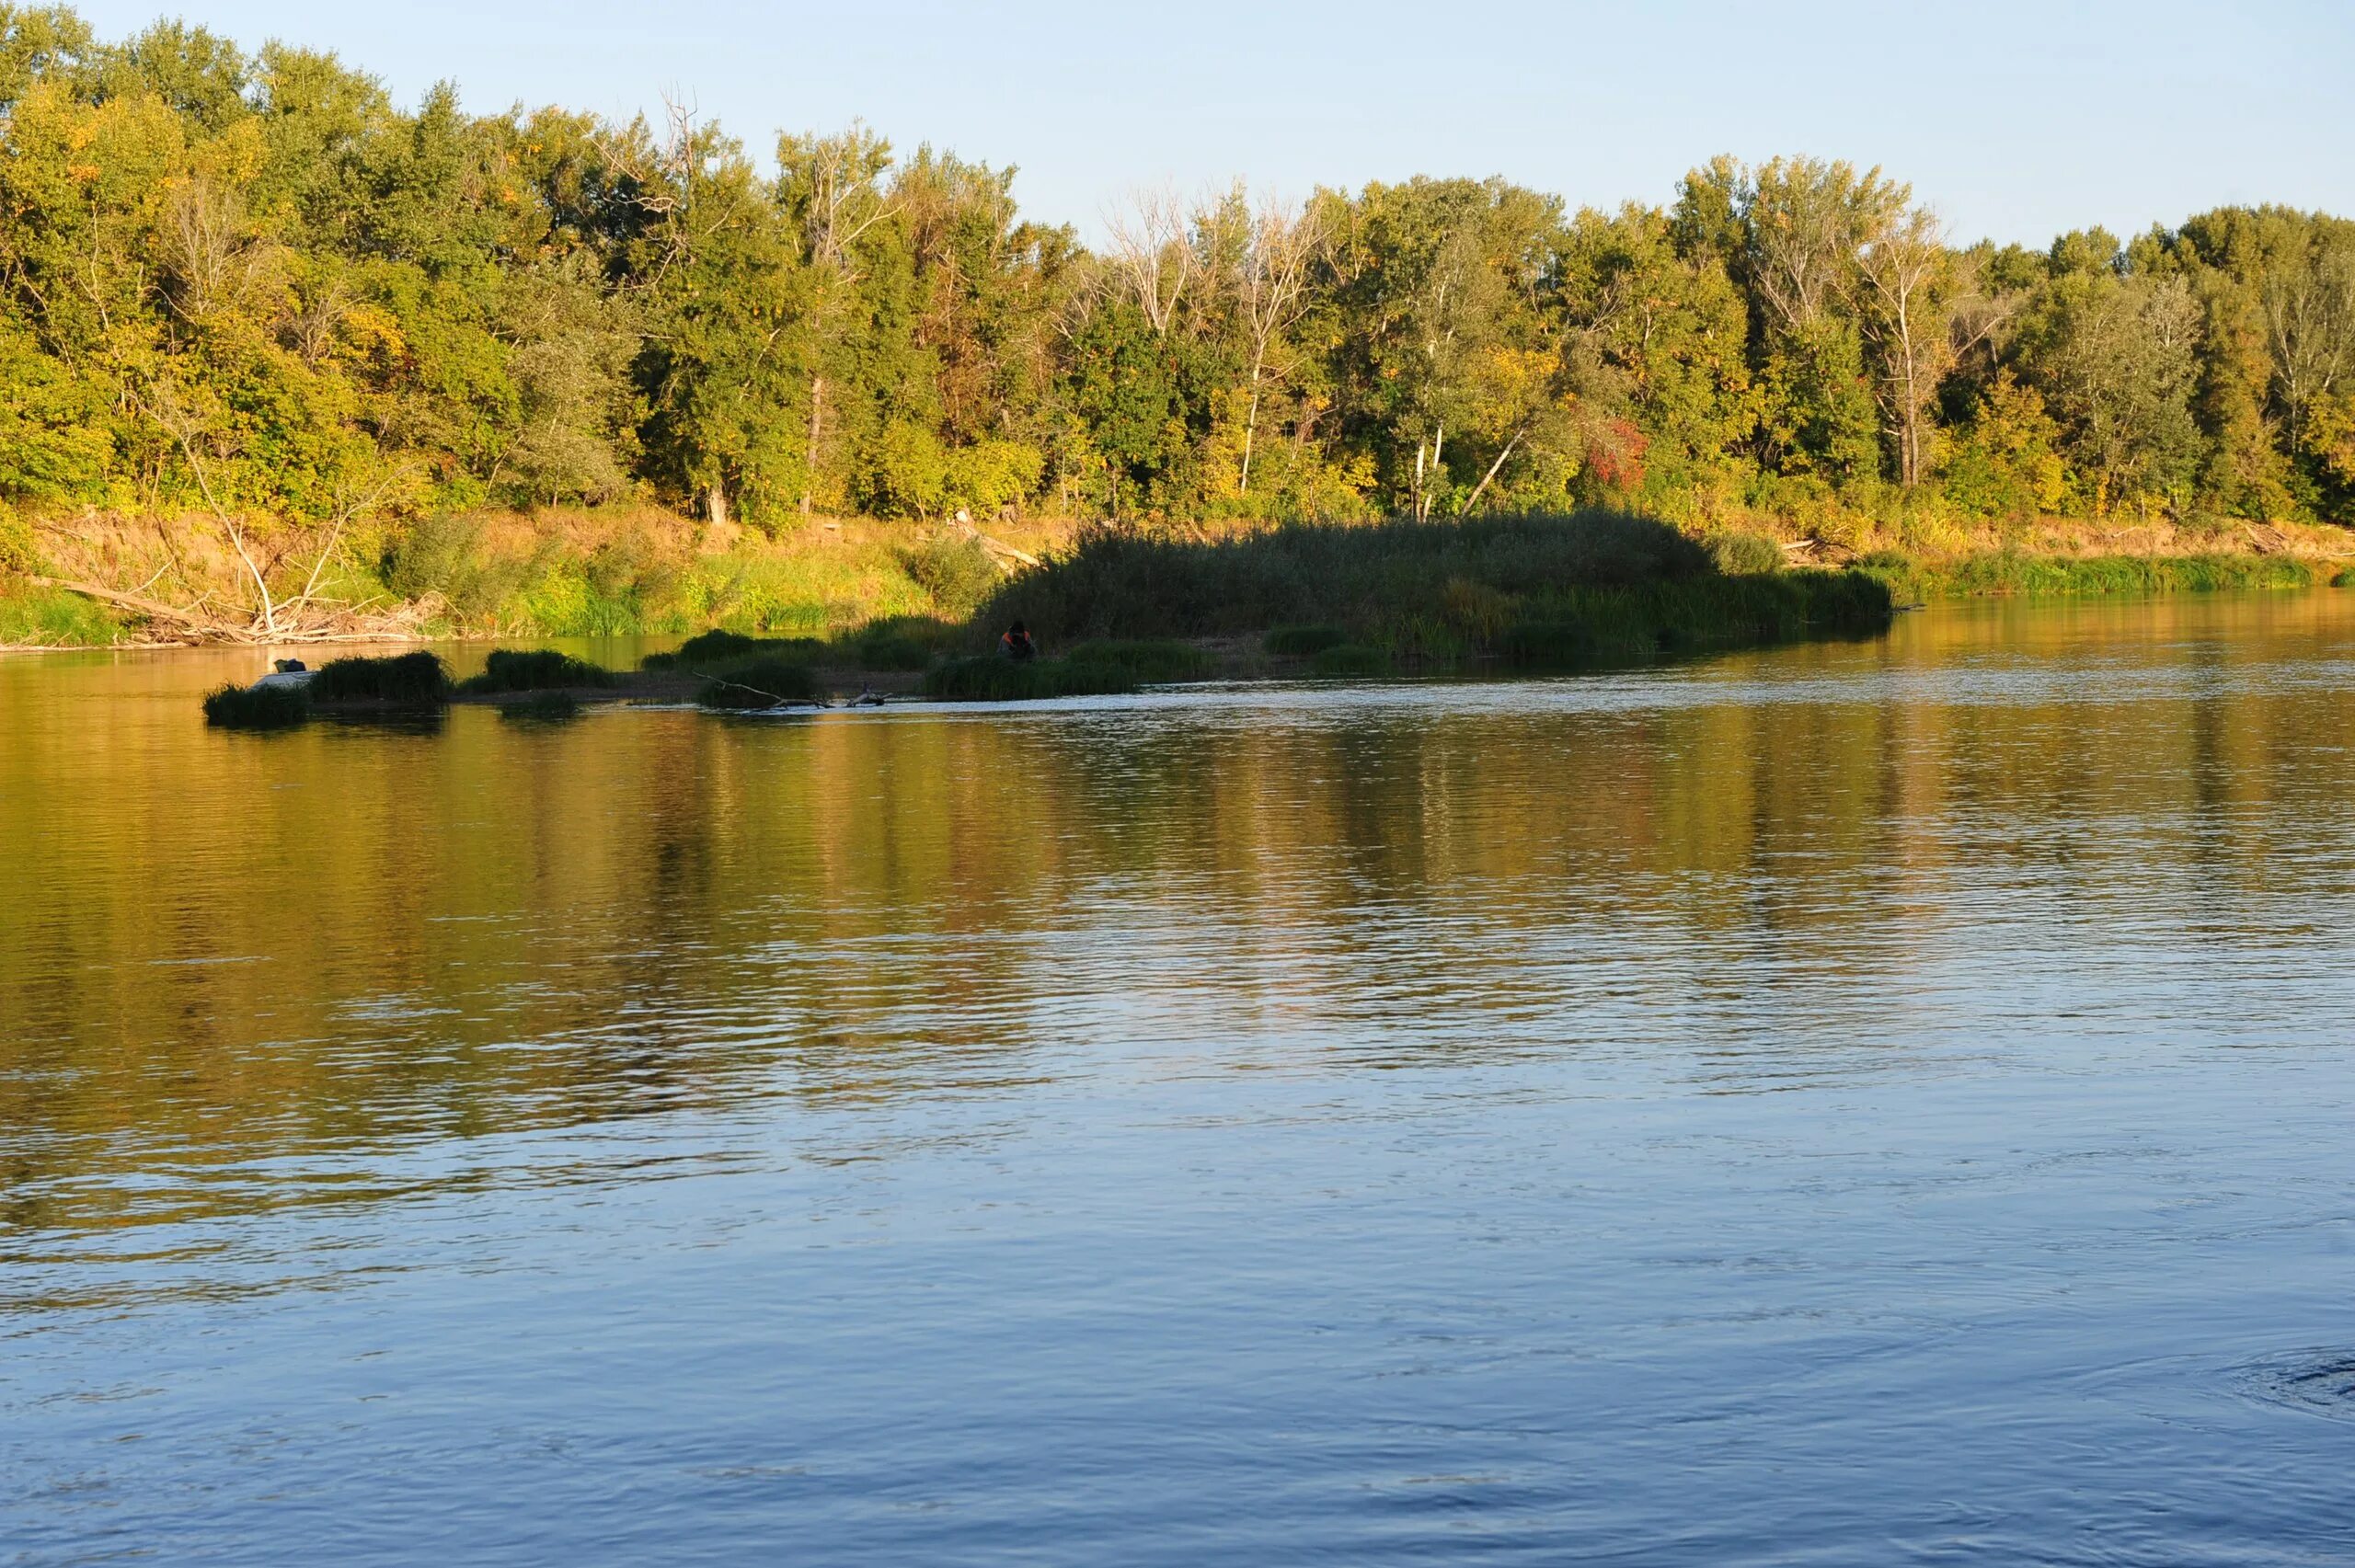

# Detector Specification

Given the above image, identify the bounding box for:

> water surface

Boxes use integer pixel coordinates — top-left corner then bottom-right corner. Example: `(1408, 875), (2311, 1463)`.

(5, 595), (2355, 1563)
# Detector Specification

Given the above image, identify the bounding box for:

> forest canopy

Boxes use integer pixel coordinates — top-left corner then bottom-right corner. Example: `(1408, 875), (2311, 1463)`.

(3, 5), (2352, 543)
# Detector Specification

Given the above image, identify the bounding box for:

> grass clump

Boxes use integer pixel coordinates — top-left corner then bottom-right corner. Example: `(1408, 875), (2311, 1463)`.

(922, 656), (1140, 701)
(0, 584), (121, 646)
(983, 511), (1715, 642)
(842, 615), (958, 671)
(1059, 639), (1211, 682)
(1706, 530), (1787, 576)
(1265, 624), (1348, 657)
(201, 681), (312, 729)
(500, 691), (583, 725)
(461, 648), (615, 692)
(309, 651), (452, 704)
(642, 628), (767, 670)
(696, 657), (820, 708)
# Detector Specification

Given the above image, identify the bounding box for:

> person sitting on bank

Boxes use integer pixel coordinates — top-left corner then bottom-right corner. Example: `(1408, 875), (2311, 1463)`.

(1000, 620), (1039, 661)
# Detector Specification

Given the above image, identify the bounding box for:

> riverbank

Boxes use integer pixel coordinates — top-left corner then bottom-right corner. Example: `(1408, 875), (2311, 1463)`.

(6, 503), (2349, 654)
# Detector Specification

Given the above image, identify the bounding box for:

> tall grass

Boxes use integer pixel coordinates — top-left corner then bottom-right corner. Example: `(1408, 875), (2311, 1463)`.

(1857, 548), (2325, 601)
(461, 648), (615, 692)
(984, 512), (1717, 642)
(0, 585), (122, 646)
(308, 651), (452, 704)
(983, 511), (1891, 666)
(201, 682), (311, 729)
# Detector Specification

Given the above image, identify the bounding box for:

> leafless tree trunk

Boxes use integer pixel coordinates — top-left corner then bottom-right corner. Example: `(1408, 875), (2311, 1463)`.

(149, 385), (278, 636)
(1460, 428), (1523, 516)
(2263, 243), (2355, 450)
(1105, 187), (1195, 338)
(1235, 197), (1326, 496)
(804, 376), (824, 520)
(1855, 207), (1952, 487)
(783, 123), (898, 518)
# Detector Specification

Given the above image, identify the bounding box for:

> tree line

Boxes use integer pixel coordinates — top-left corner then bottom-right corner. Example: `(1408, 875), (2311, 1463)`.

(4, 6), (2352, 553)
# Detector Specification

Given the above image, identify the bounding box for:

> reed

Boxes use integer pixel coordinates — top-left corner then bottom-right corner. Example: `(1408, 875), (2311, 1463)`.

(982, 511), (1891, 667)
(201, 682), (311, 729)
(461, 649), (615, 692)
(1856, 548), (2326, 601)
(308, 651), (453, 704)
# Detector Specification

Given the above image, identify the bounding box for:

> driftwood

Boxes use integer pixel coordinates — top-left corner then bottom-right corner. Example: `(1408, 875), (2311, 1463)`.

(29, 573), (430, 646)
(948, 517), (1040, 570)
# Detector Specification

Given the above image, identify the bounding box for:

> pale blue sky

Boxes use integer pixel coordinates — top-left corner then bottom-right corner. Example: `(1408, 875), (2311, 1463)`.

(72, 0), (2355, 246)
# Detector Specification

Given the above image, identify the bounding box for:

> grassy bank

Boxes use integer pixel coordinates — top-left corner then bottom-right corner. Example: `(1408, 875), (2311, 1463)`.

(1854, 548), (2349, 602)
(9, 498), (2354, 654)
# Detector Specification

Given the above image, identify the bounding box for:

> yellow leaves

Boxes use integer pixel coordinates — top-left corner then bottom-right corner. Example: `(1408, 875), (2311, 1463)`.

(67, 164), (101, 185)
(340, 305), (409, 367)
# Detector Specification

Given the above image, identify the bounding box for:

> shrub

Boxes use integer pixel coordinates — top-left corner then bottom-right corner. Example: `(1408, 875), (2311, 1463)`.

(1265, 624), (1348, 656)
(902, 534), (1001, 619)
(309, 651), (452, 704)
(462, 648), (615, 692)
(1706, 531), (1786, 576)
(697, 657), (819, 708)
(1059, 639), (1211, 682)
(0, 584), (119, 645)
(942, 440), (1046, 516)
(202, 682), (311, 729)
(922, 657), (1139, 701)
(1311, 643), (1390, 677)
(843, 616), (957, 671)
(0, 508), (40, 576)
(645, 628), (766, 670)
(983, 511), (1712, 641)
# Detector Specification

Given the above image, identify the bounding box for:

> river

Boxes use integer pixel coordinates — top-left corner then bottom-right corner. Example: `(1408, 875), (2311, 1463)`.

(4, 593), (2353, 1563)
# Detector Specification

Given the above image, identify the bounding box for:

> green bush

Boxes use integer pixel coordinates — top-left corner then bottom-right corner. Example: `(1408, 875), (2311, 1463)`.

(644, 628), (767, 670)
(921, 656), (1139, 701)
(0, 584), (119, 645)
(1706, 531), (1786, 576)
(309, 651), (452, 704)
(903, 534), (1002, 619)
(1060, 639), (1211, 681)
(202, 682), (311, 729)
(843, 616), (957, 670)
(0, 508), (40, 576)
(697, 657), (820, 708)
(461, 648), (615, 692)
(1264, 624), (1349, 656)
(984, 511), (1713, 641)
(1310, 643), (1390, 677)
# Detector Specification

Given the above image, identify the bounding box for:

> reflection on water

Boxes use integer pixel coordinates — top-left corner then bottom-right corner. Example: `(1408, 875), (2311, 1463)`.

(4, 595), (2355, 1564)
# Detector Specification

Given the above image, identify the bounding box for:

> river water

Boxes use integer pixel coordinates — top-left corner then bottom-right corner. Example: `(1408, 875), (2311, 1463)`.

(4, 594), (2354, 1564)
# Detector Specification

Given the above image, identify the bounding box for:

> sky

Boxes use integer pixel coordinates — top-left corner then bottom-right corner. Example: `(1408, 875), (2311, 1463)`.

(69, 0), (2355, 247)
